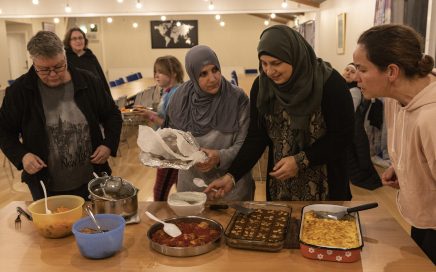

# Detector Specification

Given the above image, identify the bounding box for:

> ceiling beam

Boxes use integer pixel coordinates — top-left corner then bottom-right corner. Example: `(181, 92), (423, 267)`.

(290, 0), (320, 8)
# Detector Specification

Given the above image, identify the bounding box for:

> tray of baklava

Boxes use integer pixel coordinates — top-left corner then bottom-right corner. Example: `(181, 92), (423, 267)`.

(224, 202), (292, 252)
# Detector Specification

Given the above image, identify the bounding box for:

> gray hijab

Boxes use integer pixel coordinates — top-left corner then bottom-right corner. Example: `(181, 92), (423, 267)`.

(167, 45), (247, 137)
(257, 25), (332, 129)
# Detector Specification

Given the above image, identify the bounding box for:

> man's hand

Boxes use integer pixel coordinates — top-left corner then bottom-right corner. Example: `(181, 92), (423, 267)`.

(204, 174), (234, 200)
(90, 145), (111, 164)
(22, 153), (47, 174)
(381, 165), (400, 189)
(195, 148), (220, 172)
(269, 156), (298, 181)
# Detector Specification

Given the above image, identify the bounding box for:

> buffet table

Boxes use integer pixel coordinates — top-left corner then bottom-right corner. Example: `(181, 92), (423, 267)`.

(0, 201), (434, 271)
(111, 78), (155, 101)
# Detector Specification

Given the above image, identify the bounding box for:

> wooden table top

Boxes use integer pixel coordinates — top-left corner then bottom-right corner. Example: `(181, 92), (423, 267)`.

(1, 201), (434, 271)
(111, 78), (155, 101)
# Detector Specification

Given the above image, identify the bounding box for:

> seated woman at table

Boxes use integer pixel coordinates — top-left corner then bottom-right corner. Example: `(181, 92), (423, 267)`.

(205, 25), (354, 201)
(135, 55), (184, 201)
(353, 24), (436, 264)
(166, 45), (254, 200)
(63, 27), (111, 96)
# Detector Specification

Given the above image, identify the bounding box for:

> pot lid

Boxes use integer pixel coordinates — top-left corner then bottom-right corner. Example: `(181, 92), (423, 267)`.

(88, 173), (136, 200)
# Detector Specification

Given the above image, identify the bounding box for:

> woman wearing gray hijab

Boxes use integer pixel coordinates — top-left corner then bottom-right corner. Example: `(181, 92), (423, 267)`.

(206, 25), (354, 201)
(167, 45), (254, 201)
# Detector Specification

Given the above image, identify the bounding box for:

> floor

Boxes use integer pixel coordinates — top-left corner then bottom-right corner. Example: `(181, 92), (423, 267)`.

(0, 125), (410, 234)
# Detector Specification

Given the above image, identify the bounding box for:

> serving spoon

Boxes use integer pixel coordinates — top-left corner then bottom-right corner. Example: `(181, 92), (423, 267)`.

(315, 202), (379, 220)
(39, 180), (52, 214)
(145, 211), (182, 238)
(193, 178), (217, 192)
(84, 205), (105, 233)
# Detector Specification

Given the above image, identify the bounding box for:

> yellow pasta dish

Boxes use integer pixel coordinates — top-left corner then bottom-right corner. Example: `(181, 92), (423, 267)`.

(301, 210), (360, 248)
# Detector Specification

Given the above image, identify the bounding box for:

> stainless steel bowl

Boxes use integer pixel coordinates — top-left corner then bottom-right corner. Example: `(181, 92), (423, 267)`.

(147, 216), (223, 257)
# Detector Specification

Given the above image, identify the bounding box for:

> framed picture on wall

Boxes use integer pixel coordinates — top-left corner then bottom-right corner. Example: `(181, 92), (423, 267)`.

(150, 20), (198, 49)
(42, 22), (55, 32)
(336, 13), (346, 54)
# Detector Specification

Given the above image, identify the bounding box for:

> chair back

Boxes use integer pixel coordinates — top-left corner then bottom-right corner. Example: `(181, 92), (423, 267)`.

(133, 90), (145, 106)
(138, 86), (161, 109)
(114, 95), (127, 109)
(126, 73), (139, 82)
(115, 78), (125, 86)
(109, 81), (117, 87)
(136, 72), (143, 79)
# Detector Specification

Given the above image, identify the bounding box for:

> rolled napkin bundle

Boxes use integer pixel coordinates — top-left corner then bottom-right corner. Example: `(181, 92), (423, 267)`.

(137, 126), (207, 169)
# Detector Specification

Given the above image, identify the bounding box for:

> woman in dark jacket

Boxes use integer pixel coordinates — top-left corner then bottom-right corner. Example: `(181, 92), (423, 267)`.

(206, 25), (354, 201)
(64, 27), (111, 97)
(342, 63), (382, 190)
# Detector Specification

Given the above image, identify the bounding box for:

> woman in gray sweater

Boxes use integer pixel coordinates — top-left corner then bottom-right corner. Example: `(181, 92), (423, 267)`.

(167, 45), (254, 200)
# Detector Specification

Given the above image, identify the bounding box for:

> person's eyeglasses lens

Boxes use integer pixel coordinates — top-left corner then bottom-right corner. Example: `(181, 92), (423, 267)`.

(36, 64), (66, 75)
(71, 37), (84, 41)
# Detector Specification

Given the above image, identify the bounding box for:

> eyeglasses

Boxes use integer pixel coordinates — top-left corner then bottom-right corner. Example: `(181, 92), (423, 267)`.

(34, 63), (67, 76)
(70, 36), (84, 41)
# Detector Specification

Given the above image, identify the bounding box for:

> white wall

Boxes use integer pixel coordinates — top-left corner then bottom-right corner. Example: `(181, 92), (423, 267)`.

(73, 14), (272, 82)
(0, 17), (67, 87)
(316, 0), (376, 72)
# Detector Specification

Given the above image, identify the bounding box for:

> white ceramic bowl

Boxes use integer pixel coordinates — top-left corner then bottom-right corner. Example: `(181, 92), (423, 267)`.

(167, 192), (207, 216)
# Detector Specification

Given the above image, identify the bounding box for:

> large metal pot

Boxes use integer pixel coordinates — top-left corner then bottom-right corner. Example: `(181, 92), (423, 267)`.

(88, 174), (138, 219)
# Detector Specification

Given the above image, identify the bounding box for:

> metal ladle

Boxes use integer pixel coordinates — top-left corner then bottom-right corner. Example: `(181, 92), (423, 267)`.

(85, 205), (104, 233)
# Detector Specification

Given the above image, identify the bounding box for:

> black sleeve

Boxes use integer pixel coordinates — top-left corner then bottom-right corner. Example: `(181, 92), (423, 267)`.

(0, 85), (28, 169)
(228, 77), (271, 181)
(84, 71), (122, 157)
(304, 70), (355, 165)
(93, 55), (112, 98)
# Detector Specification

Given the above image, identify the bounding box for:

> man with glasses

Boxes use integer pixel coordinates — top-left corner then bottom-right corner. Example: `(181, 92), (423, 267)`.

(0, 31), (122, 200)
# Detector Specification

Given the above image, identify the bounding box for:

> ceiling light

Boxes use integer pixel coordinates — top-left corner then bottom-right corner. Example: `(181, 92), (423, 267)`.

(80, 25), (87, 34)
(90, 23), (96, 29)
(281, 0), (288, 8)
(107, 17), (113, 23)
(0, 9), (2, 14)
(176, 21), (181, 27)
(270, 13), (276, 19)
(117, 0), (123, 3)
(65, 3), (72, 13)
(32, 0), (39, 5)
(264, 20), (270, 26)
(53, 17), (60, 24)
(136, 0), (142, 9)
(132, 22), (138, 28)
(160, 15), (166, 21)
(219, 21), (225, 27)
(208, 1), (214, 10)
(215, 14), (221, 21)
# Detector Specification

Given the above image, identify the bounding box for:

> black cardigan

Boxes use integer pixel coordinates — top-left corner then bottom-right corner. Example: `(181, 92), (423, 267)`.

(0, 66), (122, 186)
(66, 48), (112, 97)
(228, 70), (355, 200)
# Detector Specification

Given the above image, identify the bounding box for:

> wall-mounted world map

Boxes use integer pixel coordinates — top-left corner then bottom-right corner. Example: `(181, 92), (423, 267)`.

(150, 20), (198, 49)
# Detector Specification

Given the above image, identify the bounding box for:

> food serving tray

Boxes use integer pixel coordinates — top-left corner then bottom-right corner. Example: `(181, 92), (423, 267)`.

(299, 204), (364, 263)
(147, 216), (223, 257)
(224, 202), (292, 252)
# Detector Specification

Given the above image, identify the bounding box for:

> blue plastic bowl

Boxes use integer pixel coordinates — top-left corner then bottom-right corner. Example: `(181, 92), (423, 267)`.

(72, 214), (125, 259)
